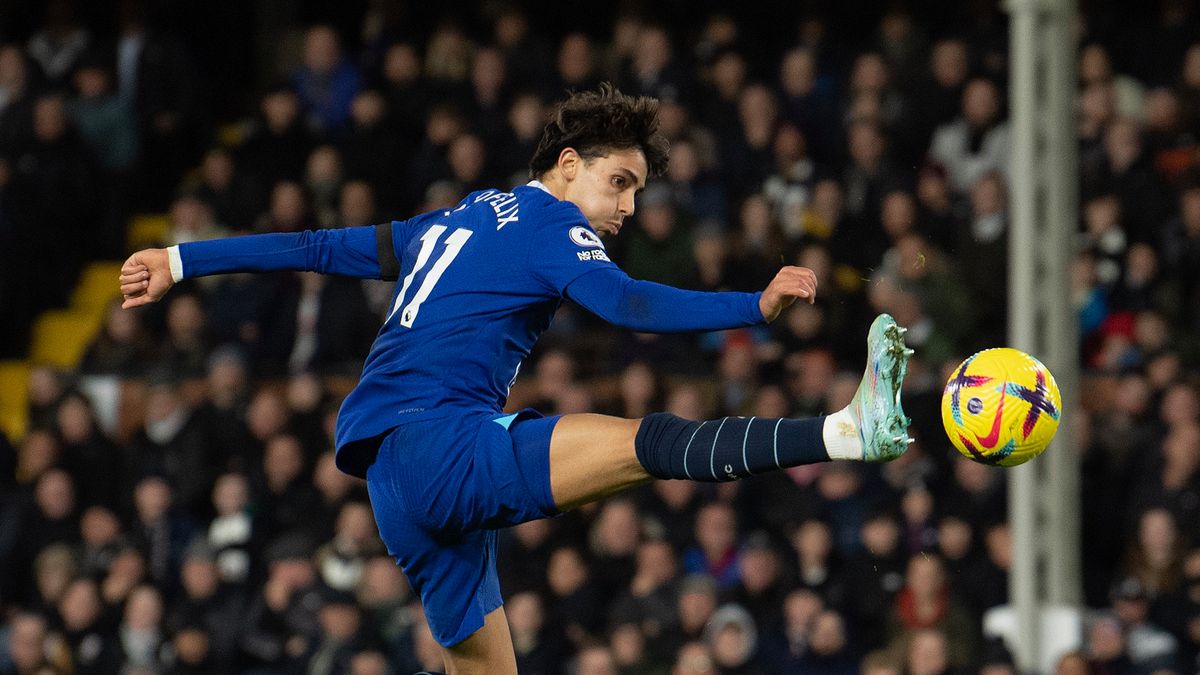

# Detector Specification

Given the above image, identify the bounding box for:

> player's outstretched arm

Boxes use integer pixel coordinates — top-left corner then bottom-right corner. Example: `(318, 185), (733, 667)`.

(120, 248), (174, 308)
(758, 265), (818, 322)
(564, 265), (816, 333)
(119, 226), (400, 310)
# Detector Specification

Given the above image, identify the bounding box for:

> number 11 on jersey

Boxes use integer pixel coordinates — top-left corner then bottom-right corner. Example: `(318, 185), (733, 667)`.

(387, 225), (473, 327)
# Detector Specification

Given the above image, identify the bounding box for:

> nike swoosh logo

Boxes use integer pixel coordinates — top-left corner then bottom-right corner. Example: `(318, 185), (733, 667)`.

(975, 387), (1007, 448)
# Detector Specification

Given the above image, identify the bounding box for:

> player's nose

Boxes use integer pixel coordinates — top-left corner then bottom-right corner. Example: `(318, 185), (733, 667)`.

(620, 193), (635, 217)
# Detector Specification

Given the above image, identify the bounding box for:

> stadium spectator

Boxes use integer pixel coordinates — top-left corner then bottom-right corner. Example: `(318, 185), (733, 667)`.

(355, 555), (415, 666)
(841, 512), (904, 647)
(55, 390), (119, 509)
(904, 628), (953, 675)
(756, 588), (822, 672)
(127, 377), (213, 517)
(206, 471), (254, 586)
(78, 504), (123, 577)
(704, 603), (759, 673)
(798, 609), (857, 674)
(683, 501), (743, 588)
(546, 546), (605, 648)
(18, 93), (99, 310)
(778, 47), (839, 165)
(1109, 575), (1181, 672)
(2, 611), (53, 674)
(608, 621), (662, 674)
(154, 292), (210, 377)
(239, 88), (315, 214)
(304, 587), (372, 675)
(304, 145), (343, 228)
(665, 575), (719, 661)
(886, 553), (980, 668)
(315, 500), (385, 592)
(169, 543), (244, 670)
(506, 590), (564, 674)
(118, 584), (167, 671)
(622, 185), (694, 288)
(59, 577), (122, 674)
(466, 47), (510, 148)
(292, 25), (361, 135)
(186, 146), (255, 228)
(491, 6), (552, 96)
(340, 90), (405, 214)
(26, 0), (90, 87)
(239, 533), (321, 670)
(728, 532), (789, 632)
(552, 33), (601, 98)
(927, 78), (1009, 195)
(69, 56), (137, 173)
(719, 84), (777, 202)
(32, 542), (77, 610)
(936, 514), (991, 617)
(608, 537), (679, 640)
(789, 518), (843, 601)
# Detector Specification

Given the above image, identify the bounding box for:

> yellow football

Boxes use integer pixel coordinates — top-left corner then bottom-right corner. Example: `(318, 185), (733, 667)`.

(940, 348), (1062, 467)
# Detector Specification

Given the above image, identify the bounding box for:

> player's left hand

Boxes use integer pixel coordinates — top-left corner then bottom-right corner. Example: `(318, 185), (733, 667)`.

(759, 266), (817, 322)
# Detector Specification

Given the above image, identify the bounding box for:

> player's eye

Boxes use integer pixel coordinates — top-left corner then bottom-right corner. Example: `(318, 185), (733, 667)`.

(612, 176), (626, 189)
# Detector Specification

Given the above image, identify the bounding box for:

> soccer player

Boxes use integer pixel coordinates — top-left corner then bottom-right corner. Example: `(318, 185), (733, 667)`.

(119, 84), (913, 674)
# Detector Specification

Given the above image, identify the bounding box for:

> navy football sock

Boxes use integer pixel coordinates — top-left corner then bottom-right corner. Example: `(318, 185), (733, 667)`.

(635, 413), (829, 482)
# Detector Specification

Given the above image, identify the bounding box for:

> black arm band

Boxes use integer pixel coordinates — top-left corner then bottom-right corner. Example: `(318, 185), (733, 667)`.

(375, 223), (400, 281)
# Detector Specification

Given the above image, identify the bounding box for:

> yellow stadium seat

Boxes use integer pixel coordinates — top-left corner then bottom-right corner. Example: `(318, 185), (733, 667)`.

(71, 261), (125, 316)
(0, 360), (31, 442)
(29, 310), (103, 370)
(127, 214), (171, 251)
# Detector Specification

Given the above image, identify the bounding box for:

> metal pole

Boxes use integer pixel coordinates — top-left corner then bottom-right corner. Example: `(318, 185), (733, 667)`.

(1041, 0), (1082, 608)
(1007, 0), (1042, 669)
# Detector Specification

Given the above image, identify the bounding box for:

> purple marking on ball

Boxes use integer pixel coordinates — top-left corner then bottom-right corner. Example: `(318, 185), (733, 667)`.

(967, 397), (984, 414)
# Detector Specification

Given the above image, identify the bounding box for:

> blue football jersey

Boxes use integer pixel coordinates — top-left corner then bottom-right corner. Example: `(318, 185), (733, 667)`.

(334, 183), (621, 474)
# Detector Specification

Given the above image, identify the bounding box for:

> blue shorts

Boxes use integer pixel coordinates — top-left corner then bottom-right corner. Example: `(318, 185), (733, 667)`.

(365, 409), (561, 647)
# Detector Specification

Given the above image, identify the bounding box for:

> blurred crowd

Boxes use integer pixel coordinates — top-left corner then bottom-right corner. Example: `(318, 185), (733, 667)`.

(2, 0), (1200, 673)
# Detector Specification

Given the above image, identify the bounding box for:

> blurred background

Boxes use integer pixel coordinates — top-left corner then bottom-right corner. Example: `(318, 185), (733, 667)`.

(0, 0), (1199, 673)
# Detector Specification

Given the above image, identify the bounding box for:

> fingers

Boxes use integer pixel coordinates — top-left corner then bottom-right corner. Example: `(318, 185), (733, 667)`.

(119, 267), (148, 289)
(120, 280), (150, 295)
(119, 267), (151, 298)
(774, 266), (818, 303)
(119, 268), (149, 284)
(119, 259), (152, 308)
(121, 294), (150, 309)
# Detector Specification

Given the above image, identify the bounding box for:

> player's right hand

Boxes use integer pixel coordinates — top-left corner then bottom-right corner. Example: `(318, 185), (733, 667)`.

(759, 265), (818, 323)
(120, 248), (174, 309)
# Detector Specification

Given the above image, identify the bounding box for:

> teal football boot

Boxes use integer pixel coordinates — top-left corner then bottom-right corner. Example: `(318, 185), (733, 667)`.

(849, 313), (914, 461)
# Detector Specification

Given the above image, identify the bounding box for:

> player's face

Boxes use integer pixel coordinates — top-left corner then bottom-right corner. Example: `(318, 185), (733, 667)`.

(564, 148), (647, 237)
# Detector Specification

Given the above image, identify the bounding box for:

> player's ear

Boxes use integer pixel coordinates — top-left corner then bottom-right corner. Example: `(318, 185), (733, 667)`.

(558, 148), (580, 181)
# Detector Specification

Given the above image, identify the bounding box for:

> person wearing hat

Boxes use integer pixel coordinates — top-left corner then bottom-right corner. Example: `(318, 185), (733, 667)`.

(705, 603), (760, 674)
(1110, 575), (1180, 672)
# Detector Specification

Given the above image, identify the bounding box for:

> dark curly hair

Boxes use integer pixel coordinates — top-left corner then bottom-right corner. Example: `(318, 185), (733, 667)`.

(529, 83), (670, 180)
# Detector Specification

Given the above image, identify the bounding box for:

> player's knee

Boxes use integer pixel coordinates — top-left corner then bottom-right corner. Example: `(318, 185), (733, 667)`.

(634, 412), (693, 479)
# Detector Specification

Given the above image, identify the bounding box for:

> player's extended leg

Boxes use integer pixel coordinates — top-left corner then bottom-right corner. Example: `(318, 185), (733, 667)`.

(441, 607), (517, 675)
(548, 314), (914, 509)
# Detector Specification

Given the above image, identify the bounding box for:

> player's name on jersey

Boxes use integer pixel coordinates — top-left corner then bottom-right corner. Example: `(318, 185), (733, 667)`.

(456, 189), (520, 229)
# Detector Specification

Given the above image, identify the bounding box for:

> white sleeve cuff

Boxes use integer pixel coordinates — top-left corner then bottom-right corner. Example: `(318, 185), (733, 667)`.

(167, 245), (184, 282)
